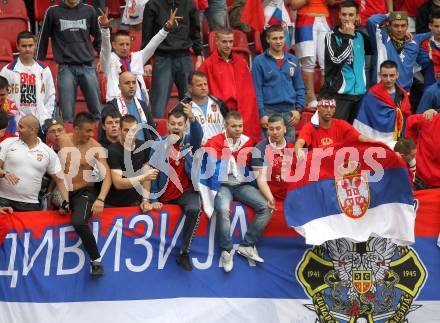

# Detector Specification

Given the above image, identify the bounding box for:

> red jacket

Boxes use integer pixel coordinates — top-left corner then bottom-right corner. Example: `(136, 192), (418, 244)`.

(199, 51), (261, 143)
(395, 0), (427, 17)
(406, 114), (440, 187)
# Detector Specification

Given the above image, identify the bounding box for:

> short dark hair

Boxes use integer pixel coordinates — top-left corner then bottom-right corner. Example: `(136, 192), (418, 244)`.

(380, 60), (398, 71)
(268, 114), (286, 126)
(394, 138), (416, 155)
(0, 76), (9, 90)
(17, 31), (35, 44)
(188, 70), (207, 84)
(120, 114), (138, 127)
(225, 110), (242, 122)
(429, 9), (440, 23)
(73, 112), (95, 128)
(340, 0), (359, 13)
(266, 25), (285, 37)
(168, 108), (187, 120)
(111, 30), (130, 42)
(0, 109), (8, 130)
(215, 27), (233, 36)
(101, 107), (121, 124)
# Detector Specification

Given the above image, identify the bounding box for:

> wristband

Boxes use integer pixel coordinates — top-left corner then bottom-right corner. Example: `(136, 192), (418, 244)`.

(96, 198), (105, 203)
(61, 200), (70, 212)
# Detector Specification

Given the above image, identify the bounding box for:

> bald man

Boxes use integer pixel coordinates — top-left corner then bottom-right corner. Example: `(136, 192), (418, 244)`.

(0, 115), (69, 212)
(102, 72), (157, 142)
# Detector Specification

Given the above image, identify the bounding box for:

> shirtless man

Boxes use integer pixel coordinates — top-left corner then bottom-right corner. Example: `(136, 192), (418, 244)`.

(58, 112), (112, 277)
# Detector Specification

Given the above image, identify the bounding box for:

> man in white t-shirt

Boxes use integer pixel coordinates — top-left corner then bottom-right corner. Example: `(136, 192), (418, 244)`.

(0, 31), (56, 128)
(185, 71), (227, 144)
(0, 115), (68, 211)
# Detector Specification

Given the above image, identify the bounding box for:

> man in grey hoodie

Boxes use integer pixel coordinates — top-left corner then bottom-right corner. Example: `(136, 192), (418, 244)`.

(36, 0), (102, 123)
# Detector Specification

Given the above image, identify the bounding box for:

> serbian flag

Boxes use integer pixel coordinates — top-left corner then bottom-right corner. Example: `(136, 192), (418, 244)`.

(195, 133), (254, 217)
(240, 0), (265, 32)
(1, 98), (18, 135)
(353, 83), (411, 143)
(265, 1), (293, 49)
(419, 38), (440, 88)
(295, 15), (315, 47)
(283, 141), (416, 246)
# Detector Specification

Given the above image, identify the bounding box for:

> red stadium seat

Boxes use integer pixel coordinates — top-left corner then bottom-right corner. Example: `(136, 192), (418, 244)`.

(208, 29), (252, 67)
(0, 0), (29, 51)
(34, 0), (61, 22)
(314, 68), (322, 94)
(295, 109), (314, 135)
(75, 102), (89, 114)
(0, 39), (13, 69)
(43, 60), (58, 85)
(166, 97), (179, 115)
(41, 39), (57, 71)
(153, 118), (168, 137)
(99, 73), (107, 103)
(0, 0), (28, 18)
(107, 0), (122, 18)
(129, 30), (142, 52)
(40, 39), (59, 97)
(143, 75), (152, 89)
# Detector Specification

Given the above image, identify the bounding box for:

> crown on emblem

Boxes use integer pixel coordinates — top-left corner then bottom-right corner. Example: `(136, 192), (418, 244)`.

(321, 137), (333, 146)
(337, 160), (361, 176)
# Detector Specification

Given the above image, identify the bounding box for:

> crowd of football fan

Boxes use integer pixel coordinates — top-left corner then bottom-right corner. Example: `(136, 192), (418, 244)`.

(0, 0), (439, 276)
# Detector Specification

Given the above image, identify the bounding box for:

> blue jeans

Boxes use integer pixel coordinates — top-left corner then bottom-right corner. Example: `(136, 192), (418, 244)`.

(205, 0), (228, 29)
(150, 55), (193, 118)
(214, 184), (272, 252)
(265, 107), (296, 143)
(57, 64), (102, 122)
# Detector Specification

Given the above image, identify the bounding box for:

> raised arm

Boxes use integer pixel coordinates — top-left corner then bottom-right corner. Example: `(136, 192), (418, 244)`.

(98, 8), (113, 75)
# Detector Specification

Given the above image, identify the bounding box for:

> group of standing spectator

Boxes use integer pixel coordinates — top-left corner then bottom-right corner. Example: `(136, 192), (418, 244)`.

(0, 0), (439, 278)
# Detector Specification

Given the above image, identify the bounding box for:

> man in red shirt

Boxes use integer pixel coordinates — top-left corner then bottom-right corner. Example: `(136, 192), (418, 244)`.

(0, 110), (15, 143)
(147, 105), (203, 271)
(406, 113), (440, 189)
(198, 28), (261, 143)
(252, 115), (295, 206)
(395, 0), (428, 32)
(295, 97), (371, 159)
(356, 0), (393, 27)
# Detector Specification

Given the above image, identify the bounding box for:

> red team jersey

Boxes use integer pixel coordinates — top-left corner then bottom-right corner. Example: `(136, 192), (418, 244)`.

(356, 0), (388, 26)
(298, 119), (361, 149)
(265, 142), (295, 200)
(160, 144), (192, 202)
